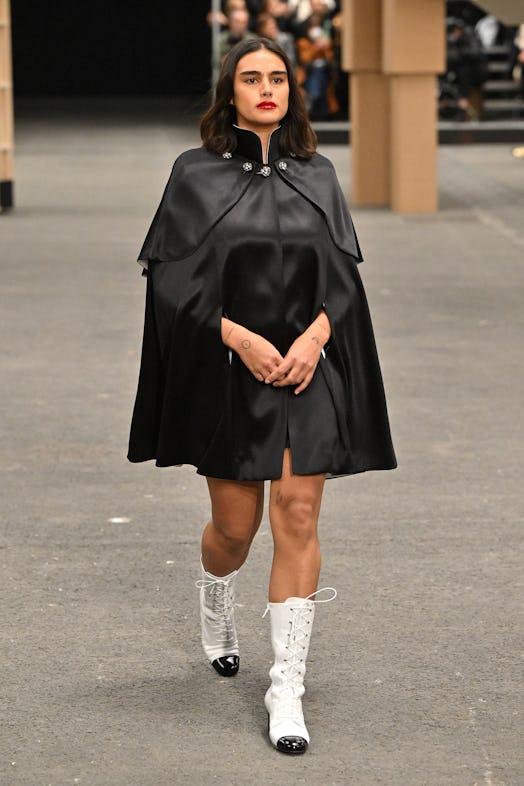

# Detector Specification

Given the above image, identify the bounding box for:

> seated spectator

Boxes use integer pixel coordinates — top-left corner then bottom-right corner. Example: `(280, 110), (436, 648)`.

(262, 0), (296, 34)
(257, 13), (297, 66)
(208, 1), (250, 31)
(219, 8), (257, 60)
(510, 24), (524, 100)
(446, 17), (487, 117)
(296, 9), (339, 118)
(475, 14), (499, 50)
(288, 0), (337, 26)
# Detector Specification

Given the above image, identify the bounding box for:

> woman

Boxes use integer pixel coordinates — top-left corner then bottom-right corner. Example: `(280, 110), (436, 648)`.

(295, 10), (339, 118)
(128, 38), (396, 755)
(511, 24), (524, 101)
(256, 11), (297, 67)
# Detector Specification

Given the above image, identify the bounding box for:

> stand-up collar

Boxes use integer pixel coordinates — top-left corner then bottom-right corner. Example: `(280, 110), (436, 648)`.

(233, 125), (282, 164)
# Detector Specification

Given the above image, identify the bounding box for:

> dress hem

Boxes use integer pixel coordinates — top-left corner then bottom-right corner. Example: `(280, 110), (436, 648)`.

(127, 453), (397, 481)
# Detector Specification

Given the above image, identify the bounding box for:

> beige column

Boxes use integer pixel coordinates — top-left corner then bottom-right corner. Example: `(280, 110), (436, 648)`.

(0, 0), (14, 210)
(389, 75), (439, 212)
(342, 0), (390, 206)
(383, 0), (445, 212)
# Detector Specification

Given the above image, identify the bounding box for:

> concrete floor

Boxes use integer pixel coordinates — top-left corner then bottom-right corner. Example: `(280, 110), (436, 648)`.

(1, 100), (523, 786)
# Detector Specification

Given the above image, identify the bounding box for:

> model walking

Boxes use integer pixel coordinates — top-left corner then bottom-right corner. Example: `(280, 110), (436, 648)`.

(128, 38), (396, 754)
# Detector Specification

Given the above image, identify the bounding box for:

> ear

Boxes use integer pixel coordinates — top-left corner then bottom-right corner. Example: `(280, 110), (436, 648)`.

(230, 98), (234, 105)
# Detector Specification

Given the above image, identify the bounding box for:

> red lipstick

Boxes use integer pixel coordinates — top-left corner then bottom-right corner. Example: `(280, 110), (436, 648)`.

(257, 101), (277, 109)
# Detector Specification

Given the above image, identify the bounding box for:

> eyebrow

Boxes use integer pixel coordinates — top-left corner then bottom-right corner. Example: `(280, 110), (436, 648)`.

(239, 70), (287, 76)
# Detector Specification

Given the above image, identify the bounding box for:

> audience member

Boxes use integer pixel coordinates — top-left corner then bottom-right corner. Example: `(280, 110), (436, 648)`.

(510, 24), (524, 100)
(257, 12), (297, 66)
(475, 14), (499, 49)
(262, 0), (296, 34)
(219, 8), (257, 60)
(296, 8), (339, 118)
(446, 17), (487, 117)
(288, 0), (337, 26)
(208, 0), (249, 30)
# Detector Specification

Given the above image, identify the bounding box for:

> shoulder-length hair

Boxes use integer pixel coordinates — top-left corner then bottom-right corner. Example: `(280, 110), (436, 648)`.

(200, 38), (317, 160)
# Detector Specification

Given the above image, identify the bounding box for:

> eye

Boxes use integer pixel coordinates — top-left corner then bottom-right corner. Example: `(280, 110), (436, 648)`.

(245, 77), (258, 84)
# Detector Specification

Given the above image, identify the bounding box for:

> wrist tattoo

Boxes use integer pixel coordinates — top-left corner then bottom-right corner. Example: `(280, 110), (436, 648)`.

(240, 339), (251, 350)
(311, 336), (321, 346)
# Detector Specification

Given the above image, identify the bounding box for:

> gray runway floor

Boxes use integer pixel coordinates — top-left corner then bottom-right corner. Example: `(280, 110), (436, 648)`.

(1, 100), (522, 785)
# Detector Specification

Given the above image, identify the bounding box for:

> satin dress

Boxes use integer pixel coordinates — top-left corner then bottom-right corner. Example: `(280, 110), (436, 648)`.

(128, 126), (396, 480)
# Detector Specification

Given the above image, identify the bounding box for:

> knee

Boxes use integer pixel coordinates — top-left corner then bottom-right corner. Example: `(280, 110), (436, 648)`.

(211, 516), (259, 553)
(271, 492), (319, 544)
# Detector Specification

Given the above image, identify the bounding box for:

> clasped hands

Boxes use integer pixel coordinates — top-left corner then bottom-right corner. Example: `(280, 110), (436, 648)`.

(222, 313), (331, 396)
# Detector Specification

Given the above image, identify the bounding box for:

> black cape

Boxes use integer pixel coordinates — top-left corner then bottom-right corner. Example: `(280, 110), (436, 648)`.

(128, 126), (396, 480)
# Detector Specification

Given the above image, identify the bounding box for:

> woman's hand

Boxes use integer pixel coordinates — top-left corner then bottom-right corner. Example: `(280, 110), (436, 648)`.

(265, 311), (331, 395)
(222, 318), (284, 383)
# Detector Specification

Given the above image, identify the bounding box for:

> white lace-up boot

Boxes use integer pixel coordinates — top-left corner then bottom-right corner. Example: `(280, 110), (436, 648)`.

(195, 559), (240, 677)
(264, 588), (336, 754)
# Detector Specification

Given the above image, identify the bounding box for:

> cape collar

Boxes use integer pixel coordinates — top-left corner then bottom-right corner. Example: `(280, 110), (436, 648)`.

(233, 125), (282, 164)
(138, 146), (362, 265)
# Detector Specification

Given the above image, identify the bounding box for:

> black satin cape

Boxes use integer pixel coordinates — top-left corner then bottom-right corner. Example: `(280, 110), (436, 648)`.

(128, 126), (396, 480)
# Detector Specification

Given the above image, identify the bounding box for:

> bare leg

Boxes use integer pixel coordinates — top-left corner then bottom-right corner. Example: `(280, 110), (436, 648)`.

(268, 449), (326, 602)
(202, 477), (264, 576)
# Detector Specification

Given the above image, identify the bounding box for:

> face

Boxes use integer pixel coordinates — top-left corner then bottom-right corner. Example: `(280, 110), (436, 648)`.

(231, 49), (289, 134)
(229, 10), (249, 35)
(266, 0), (287, 17)
(259, 17), (278, 39)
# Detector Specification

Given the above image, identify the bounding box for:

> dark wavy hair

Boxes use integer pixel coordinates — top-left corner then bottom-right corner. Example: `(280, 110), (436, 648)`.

(201, 38), (317, 160)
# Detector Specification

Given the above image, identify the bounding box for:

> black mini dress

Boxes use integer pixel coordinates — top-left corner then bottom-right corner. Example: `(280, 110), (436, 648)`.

(128, 126), (396, 480)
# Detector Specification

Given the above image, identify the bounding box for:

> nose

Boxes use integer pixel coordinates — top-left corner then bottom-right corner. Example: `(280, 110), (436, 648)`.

(260, 78), (273, 96)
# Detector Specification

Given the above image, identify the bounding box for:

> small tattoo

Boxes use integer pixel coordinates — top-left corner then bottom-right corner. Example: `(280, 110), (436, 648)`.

(240, 339), (251, 349)
(311, 336), (321, 345)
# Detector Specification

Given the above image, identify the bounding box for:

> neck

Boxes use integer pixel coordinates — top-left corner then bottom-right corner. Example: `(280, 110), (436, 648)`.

(235, 123), (279, 164)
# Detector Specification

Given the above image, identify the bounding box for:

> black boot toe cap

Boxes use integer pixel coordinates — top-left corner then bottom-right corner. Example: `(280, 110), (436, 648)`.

(211, 655), (239, 677)
(276, 736), (308, 754)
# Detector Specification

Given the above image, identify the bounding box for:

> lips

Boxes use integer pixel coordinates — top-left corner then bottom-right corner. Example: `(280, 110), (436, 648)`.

(257, 101), (277, 109)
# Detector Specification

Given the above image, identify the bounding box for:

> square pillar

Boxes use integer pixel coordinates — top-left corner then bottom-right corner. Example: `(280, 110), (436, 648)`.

(383, 0), (445, 213)
(343, 0), (389, 206)
(351, 73), (390, 205)
(342, 0), (445, 212)
(389, 74), (438, 212)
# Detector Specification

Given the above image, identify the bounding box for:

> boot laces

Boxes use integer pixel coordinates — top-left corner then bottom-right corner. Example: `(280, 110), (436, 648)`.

(269, 587), (337, 717)
(282, 605), (312, 686)
(196, 577), (236, 643)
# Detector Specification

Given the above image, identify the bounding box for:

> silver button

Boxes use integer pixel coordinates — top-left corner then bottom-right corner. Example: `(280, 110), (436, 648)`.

(242, 161), (253, 172)
(278, 161), (288, 171)
(258, 165), (271, 177)
(222, 151), (232, 159)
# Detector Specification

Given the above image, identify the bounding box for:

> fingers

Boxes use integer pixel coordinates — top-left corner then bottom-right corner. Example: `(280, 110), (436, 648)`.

(249, 352), (284, 383)
(264, 357), (292, 385)
(267, 356), (318, 392)
(293, 371), (314, 395)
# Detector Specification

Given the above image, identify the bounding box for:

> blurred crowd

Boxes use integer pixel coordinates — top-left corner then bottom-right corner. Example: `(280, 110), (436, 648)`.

(441, 0), (524, 120)
(208, 0), (345, 120)
(208, 0), (524, 123)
